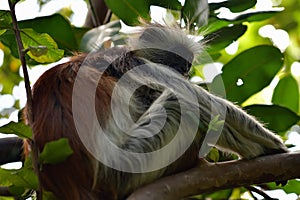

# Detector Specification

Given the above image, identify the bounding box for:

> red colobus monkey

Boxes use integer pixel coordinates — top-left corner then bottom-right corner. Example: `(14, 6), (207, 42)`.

(24, 25), (288, 200)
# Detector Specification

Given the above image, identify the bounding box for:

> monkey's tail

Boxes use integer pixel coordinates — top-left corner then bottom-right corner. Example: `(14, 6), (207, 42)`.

(195, 86), (289, 159)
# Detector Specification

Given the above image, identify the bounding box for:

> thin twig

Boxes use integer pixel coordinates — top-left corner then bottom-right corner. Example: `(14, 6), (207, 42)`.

(7, 0), (42, 199)
(245, 186), (278, 200)
(7, 0), (33, 123)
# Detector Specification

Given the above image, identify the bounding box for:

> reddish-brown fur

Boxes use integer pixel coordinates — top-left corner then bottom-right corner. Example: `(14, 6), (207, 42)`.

(25, 55), (119, 199)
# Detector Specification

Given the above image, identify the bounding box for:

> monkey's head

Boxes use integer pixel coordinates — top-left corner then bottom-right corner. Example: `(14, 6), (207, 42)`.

(129, 24), (203, 77)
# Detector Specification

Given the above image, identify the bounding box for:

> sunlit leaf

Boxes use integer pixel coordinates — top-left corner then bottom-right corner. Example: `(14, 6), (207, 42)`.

(268, 180), (300, 194)
(206, 147), (219, 162)
(21, 29), (64, 63)
(0, 121), (32, 138)
(272, 75), (299, 113)
(212, 45), (284, 103)
(245, 104), (300, 132)
(104, 0), (150, 25)
(39, 138), (73, 165)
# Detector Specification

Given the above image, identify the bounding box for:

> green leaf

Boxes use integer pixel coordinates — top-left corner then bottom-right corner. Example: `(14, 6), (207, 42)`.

(0, 10), (12, 29)
(19, 14), (79, 51)
(0, 167), (38, 190)
(272, 75), (299, 113)
(148, 0), (182, 10)
(21, 29), (64, 63)
(268, 179), (300, 194)
(205, 24), (247, 53)
(8, 185), (26, 197)
(240, 10), (281, 22)
(182, 0), (209, 27)
(245, 104), (300, 132)
(206, 147), (219, 162)
(104, 0), (151, 25)
(39, 138), (73, 165)
(210, 0), (256, 13)
(212, 45), (284, 104)
(80, 20), (121, 52)
(0, 121), (32, 138)
(203, 10), (281, 35)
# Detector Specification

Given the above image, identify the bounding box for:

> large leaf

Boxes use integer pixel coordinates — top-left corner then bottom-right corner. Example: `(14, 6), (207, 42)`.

(21, 29), (64, 63)
(205, 24), (247, 53)
(182, 0), (209, 27)
(80, 20), (121, 52)
(272, 75), (299, 113)
(245, 104), (300, 132)
(148, 0), (182, 10)
(104, 0), (151, 25)
(212, 45), (284, 103)
(39, 138), (73, 165)
(19, 14), (78, 51)
(210, 0), (257, 13)
(0, 121), (32, 138)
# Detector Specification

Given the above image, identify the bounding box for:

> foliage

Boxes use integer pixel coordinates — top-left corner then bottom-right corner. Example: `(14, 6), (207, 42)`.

(0, 0), (300, 199)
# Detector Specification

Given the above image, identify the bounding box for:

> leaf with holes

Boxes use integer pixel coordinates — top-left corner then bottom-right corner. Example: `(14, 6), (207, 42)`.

(212, 45), (284, 104)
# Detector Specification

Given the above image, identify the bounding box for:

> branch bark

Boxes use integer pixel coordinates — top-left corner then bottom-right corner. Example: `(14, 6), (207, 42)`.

(127, 152), (300, 200)
(1, 137), (299, 199)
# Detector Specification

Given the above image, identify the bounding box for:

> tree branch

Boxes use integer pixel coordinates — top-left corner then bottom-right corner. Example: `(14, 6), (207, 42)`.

(0, 186), (12, 196)
(0, 137), (23, 165)
(127, 152), (300, 200)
